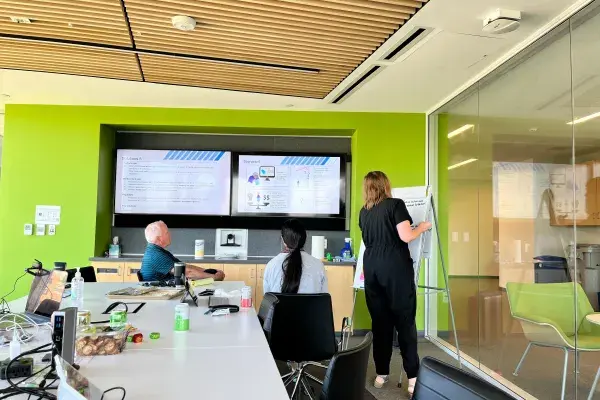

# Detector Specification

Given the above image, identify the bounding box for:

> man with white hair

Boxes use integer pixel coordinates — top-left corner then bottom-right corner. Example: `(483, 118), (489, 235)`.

(139, 221), (225, 282)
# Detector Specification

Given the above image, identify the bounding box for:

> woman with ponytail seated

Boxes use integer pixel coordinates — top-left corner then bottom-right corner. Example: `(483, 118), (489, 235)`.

(263, 219), (328, 294)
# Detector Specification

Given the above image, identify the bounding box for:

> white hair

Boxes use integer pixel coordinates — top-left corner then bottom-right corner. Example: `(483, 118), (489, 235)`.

(145, 221), (166, 244)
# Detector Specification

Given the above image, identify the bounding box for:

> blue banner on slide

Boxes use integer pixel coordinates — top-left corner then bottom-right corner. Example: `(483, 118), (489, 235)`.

(163, 150), (225, 161)
(281, 156), (330, 165)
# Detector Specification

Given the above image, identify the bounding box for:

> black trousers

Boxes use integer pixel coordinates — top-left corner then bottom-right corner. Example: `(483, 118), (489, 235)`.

(364, 256), (420, 379)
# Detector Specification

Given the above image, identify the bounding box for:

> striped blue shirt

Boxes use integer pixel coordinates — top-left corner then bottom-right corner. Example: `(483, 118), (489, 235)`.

(140, 244), (180, 281)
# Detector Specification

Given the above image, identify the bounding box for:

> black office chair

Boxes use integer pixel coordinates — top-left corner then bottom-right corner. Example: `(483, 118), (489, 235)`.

(257, 292), (277, 336)
(413, 357), (517, 400)
(66, 266), (97, 283)
(294, 332), (372, 400)
(260, 293), (338, 399)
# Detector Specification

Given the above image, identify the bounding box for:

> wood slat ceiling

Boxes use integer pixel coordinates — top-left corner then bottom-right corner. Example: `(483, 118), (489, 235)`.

(0, 0), (428, 98)
(0, 0), (132, 46)
(0, 38), (142, 81)
(140, 54), (333, 98)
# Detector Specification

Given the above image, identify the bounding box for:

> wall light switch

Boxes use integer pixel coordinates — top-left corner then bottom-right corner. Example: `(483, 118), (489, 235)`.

(452, 232), (459, 242)
(463, 232), (470, 242)
(36, 224), (45, 236)
(48, 225), (56, 236)
(24, 224), (33, 236)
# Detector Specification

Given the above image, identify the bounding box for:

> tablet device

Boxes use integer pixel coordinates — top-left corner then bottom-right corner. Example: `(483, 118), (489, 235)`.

(208, 296), (230, 307)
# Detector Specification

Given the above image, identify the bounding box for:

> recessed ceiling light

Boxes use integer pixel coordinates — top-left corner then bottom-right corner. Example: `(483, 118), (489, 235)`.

(447, 124), (474, 138)
(567, 111), (600, 125)
(171, 15), (196, 31)
(448, 158), (477, 170)
(9, 16), (31, 24)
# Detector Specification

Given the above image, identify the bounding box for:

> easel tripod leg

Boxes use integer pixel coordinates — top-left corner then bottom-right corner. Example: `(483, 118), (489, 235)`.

(431, 197), (462, 368)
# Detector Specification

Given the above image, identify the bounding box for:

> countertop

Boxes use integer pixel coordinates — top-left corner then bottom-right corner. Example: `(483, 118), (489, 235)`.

(89, 255), (356, 267)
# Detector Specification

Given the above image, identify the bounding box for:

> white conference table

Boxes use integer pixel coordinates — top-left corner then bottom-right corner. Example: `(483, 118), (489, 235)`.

(1, 282), (289, 400)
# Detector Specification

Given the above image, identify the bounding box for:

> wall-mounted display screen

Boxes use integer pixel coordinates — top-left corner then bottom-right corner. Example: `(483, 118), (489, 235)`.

(114, 149), (231, 216)
(234, 154), (343, 216)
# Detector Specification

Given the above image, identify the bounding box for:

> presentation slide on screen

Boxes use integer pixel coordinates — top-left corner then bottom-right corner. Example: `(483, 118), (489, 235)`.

(115, 149), (231, 215)
(236, 155), (341, 215)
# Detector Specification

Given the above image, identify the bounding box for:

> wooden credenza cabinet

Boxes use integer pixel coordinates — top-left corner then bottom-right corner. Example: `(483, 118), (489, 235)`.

(92, 261), (141, 283)
(91, 259), (355, 331)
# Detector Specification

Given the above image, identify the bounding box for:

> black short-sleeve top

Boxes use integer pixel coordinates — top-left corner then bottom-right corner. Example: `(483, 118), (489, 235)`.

(359, 198), (413, 260)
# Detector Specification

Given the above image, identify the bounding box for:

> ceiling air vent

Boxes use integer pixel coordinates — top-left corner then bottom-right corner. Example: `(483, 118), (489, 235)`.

(331, 66), (382, 104)
(382, 27), (431, 62)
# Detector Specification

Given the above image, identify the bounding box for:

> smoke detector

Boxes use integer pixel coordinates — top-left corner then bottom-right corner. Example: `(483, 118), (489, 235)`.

(482, 9), (521, 34)
(171, 15), (196, 31)
(9, 16), (32, 24)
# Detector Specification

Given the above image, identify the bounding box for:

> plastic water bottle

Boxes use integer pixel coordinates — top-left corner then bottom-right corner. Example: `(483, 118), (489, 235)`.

(341, 238), (353, 260)
(71, 267), (84, 308)
(9, 329), (20, 360)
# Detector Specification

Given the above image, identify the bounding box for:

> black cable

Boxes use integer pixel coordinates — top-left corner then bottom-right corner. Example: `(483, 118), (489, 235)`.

(0, 272), (28, 312)
(6, 343), (56, 400)
(0, 359), (52, 394)
(6, 364), (54, 399)
(0, 298), (10, 315)
(0, 392), (22, 399)
(101, 386), (126, 400)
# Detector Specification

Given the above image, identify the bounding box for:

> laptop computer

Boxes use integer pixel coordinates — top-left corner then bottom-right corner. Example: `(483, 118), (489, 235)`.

(0, 269), (68, 329)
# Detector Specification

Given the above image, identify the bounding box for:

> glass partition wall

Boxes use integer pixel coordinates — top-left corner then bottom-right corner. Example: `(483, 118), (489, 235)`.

(427, 2), (600, 399)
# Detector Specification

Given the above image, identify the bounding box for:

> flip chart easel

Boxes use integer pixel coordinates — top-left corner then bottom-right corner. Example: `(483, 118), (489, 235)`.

(348, 186), (461, 368)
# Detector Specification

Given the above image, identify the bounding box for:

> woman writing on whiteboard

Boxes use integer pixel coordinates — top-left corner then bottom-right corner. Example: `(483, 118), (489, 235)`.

(359, 171), (431, 397)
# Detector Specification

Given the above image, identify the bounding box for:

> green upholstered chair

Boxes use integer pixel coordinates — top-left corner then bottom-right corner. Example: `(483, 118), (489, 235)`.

(506, 282), (600, 400)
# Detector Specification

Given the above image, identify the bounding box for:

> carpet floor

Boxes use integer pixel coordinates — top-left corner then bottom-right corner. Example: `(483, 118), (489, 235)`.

(277, 338), (456, 400)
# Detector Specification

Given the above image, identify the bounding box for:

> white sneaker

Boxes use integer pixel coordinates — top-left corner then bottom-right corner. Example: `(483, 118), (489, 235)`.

(374, 375), (389, 388)
(408, 377), (417, 398)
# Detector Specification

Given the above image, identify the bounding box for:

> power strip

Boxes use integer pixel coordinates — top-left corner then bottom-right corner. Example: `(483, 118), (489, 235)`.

(0, 357), (33, 380)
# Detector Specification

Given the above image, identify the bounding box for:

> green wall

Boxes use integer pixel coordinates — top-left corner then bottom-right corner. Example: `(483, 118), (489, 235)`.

(0, 105), (425, 329)
(351, 116), (427, 329)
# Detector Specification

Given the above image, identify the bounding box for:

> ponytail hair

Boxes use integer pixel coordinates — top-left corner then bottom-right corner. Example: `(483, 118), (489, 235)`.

(280, 219), (307, 294)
